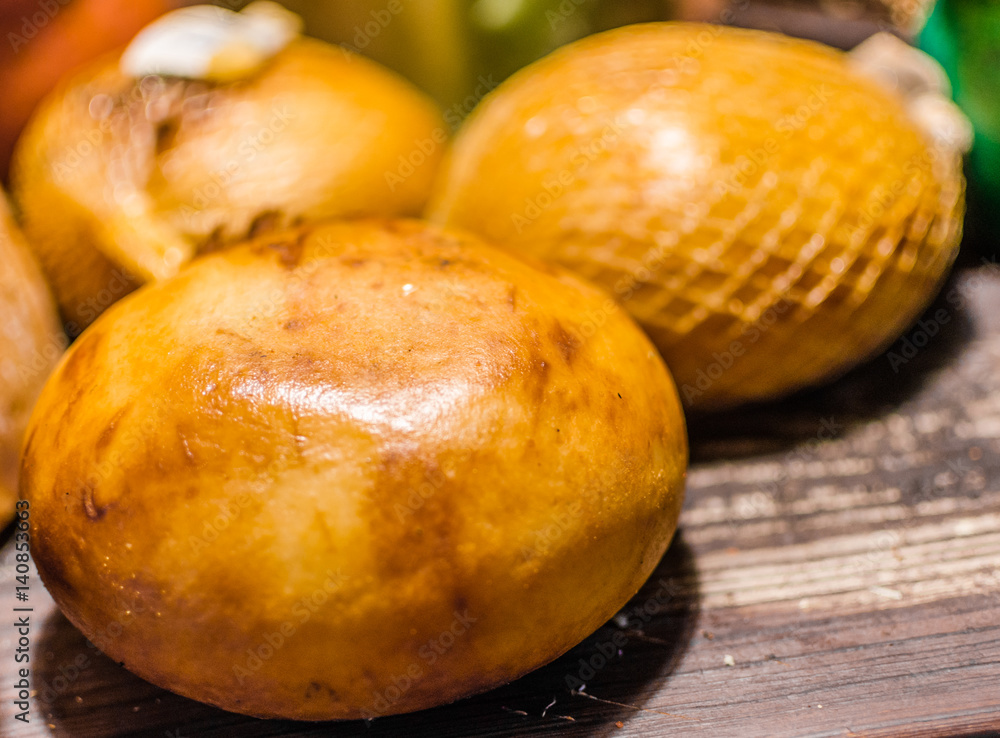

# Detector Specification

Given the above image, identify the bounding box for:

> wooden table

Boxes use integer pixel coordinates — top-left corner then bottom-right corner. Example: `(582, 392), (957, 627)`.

(3, 256), (999, 737)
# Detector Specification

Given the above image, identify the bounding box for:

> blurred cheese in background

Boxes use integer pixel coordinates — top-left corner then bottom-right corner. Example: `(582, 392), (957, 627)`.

(0, 188), (63, 526)
(10, 3), (446, 333)
(0, 0), (172, 180)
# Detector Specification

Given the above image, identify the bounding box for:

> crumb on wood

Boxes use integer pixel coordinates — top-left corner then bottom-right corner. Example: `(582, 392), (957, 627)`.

(625, 629), (672, 646)
(542, 697), (557, 718)
(724, 654), (735, 666)
(575, 687), (694, 720)
(869, 586), (903, 600)
(501, 706), (528, 717)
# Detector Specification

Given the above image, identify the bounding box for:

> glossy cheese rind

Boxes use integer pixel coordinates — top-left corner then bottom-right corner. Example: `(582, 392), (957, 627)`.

(21, 219), (687, 720)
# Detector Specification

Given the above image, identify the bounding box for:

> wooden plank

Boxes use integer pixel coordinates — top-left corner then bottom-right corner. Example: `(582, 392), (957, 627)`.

(2, 264), (999, 736)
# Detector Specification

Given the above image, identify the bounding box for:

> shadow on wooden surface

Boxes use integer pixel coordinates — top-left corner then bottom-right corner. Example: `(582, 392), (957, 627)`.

(31, 535), (700, 737)
(688, 266), (979, 463)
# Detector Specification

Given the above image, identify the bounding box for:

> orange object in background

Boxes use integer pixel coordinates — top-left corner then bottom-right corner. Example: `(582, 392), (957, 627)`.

(0, 0), (172, 180)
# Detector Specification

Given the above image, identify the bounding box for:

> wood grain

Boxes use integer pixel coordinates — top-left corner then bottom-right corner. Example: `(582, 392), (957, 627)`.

(2, 263), (999, 737)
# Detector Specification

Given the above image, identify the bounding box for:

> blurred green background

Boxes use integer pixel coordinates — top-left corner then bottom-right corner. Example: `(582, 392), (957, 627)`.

(269, 0), (672, 111)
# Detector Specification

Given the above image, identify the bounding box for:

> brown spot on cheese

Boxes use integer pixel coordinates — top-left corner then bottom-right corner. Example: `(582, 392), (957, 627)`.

(267, 230), (308, 269)
(524, 354), (551, 409)
(197, 226), (226, 256)
(82, 482), (110, 521)
(507, 286), (517, 312)
(369, 451), (459, 583)
(550, 320), (580, 365)
(154, 119), (177, 154)
(96, 405), (131, 453)
(248, 210), (282, 239)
